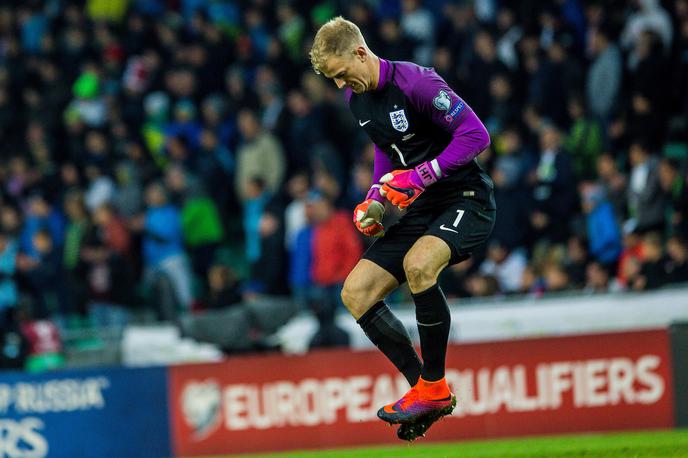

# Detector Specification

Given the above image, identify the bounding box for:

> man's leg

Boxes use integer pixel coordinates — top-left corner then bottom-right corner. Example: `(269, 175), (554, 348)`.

(378, 236), (456, 429)
(403, 236), (452, 381)
(341, 259), (422, 386)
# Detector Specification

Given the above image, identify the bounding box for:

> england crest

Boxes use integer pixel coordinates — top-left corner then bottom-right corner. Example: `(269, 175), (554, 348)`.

(389, 109), (409, 132)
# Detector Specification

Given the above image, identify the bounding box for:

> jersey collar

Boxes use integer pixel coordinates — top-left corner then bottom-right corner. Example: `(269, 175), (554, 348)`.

(376, 58), (392, 90)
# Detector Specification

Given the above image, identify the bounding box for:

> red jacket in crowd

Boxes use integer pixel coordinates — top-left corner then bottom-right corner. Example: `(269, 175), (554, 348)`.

(311, 211), (362, 286)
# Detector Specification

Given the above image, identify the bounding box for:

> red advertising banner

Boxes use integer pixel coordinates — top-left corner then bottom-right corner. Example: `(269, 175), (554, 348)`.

(168, 329), (674, 457)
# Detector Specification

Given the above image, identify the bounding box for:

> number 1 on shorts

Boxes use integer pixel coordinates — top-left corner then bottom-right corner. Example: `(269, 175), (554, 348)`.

(452, 209), (465, 228)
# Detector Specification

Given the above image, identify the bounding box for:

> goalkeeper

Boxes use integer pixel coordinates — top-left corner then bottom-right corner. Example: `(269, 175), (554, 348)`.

(310, 17), (495, 441)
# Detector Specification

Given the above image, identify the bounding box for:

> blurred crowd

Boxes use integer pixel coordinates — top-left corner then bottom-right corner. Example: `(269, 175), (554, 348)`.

(1, 0), (688, 367)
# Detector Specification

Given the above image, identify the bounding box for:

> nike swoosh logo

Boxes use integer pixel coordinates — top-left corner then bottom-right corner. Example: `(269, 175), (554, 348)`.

(387, 184), (415, 198)
(359, 119), (371, 126)
(439, 225), (458, 234)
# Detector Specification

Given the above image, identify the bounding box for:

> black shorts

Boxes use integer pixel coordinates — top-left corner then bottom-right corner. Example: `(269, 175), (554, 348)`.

(363, 176), (496, 284)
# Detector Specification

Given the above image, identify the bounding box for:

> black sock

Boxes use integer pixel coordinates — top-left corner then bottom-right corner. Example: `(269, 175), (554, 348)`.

(357, 301), (422, 386)
(412, 284), (450, 381)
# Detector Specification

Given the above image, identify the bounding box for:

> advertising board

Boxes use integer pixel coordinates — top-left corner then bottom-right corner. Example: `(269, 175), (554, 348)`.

(0, 367), (170, 458)
(169, 329), (673, 456)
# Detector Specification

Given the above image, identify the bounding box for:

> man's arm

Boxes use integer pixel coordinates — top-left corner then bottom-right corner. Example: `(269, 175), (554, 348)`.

(410, 71), (491, 177)
(353, 145), (391, 237)
(378, 70), (490, 209)
(368, 144), (395, 202)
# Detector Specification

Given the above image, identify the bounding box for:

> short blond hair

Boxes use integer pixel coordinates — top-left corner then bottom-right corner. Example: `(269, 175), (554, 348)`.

(309, 16), (365, 74)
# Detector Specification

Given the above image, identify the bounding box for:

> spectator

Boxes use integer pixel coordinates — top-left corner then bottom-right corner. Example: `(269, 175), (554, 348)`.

(616, 228), (645, 289)
(665, 235), (688, 283)
(307, 191), (360, 348)
(478, 240), (528, 294)
(165, 166), (224, 278)
(467, 29), (508, 117)
(242, 177), (271, 271)
(19, 304), (64, 373)
(0, 231), (18, 326)
(400, 0), (435, 65)
(628, 30), (667, 108)
(200, 94), (236, 149)
(542, 262), (571, 293)
(198, 128), (236, 211)
(669, 3), (688, 114)
(19, 229), (65, 319)
(584, 261), (611, 294)
(0, 308), (29, 371)
(289, 222), (313, 311)
(627, 141), (664, 232)
(276, 2), (305, 63)
(564, 235), (589, 288)
(309, 191), (361, 294)
(279, 89), (325, 173)
(81, 203), (133, 328)
(114, 140), (150, 218)
(202, 264), (242, 310)
(485, 74), (519, 134)
(138, 182), (193, 311)
(165, 99), (203, 153)
(581, 183), (622, 268)
(528, 124), (577, 245)
(658, 157), (688, 235)
(621, 0), (673, 53)
(491, 126), (532, 250)
(377, 18), (415, 62)
(142, 91), (171, 166)
(494, 7), (523, 71)
(235, 108), (286, 202)
(586, 26), (622, 125)
(464, 273), (500, 298)
(66, 71), (108, 128)
(248, 208), (289, 297)
(256, 72), (285, 133)
(564, 95), (604, 181)
(632, 232), (666, 290)
(19, 192), (65, 259)
(84, 163), (116, 212)
(62, 190), (90, 319)
(529, 39), (581, 127)
(284, 171), (310, 252)
(596, 153), (627, 222)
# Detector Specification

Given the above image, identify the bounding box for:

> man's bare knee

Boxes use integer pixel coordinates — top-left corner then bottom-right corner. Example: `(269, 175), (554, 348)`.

(341, 260), (398, 320)
(341, 280), (372, 319)
(403, 237), (451, 293)
(404, 263), (435, 293)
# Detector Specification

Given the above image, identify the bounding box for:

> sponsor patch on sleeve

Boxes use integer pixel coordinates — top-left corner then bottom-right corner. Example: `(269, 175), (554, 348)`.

(443, 100), (465, 123)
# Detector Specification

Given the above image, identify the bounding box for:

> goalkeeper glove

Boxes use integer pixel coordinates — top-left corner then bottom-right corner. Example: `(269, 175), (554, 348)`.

(380, 161), (440, 209)
(353, 187), (386, 237)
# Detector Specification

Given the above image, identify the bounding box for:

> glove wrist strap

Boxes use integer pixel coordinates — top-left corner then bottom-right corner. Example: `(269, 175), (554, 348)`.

(415, 160), (441, 187)
(366, 184), (385, 203)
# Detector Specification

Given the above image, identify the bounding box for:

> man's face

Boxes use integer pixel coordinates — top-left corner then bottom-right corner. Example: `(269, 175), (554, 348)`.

(320, 48), (372, 94)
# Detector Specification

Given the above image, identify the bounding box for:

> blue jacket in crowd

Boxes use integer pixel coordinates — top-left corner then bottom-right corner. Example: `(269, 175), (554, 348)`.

(143, 205), (185, 266)
(587, 201), (622, 265)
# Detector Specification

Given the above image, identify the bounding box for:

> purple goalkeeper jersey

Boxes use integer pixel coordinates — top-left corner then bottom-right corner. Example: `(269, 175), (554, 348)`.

(347, 59), (492, 206)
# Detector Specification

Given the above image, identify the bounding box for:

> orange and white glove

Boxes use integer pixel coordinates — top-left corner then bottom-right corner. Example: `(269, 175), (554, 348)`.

(379, 161), (440, 209)
(353, 187), (386, 237)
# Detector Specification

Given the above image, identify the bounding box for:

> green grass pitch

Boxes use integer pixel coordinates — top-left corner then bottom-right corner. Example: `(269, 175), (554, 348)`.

(223, 429), (688, 458)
